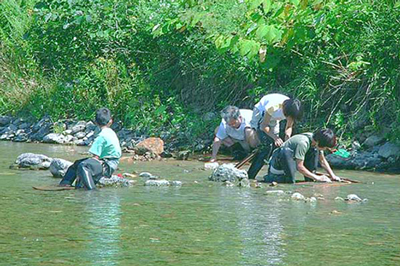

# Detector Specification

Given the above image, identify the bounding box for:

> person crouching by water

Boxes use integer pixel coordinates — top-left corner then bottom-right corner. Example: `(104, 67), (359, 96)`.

(59, 107), (122, 190)
(210, 106), (256, 162)
(247, 93), (303, 179)
(265, 128), (342, 183)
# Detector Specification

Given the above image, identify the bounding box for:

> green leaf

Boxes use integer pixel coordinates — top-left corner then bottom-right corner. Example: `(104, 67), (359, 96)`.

(263, 0), (271, 13)
(239, 39), (253, 56)
(256, 24), (269, 39)
(239, 39), (260, 57)
(248, 0), (263, 10)
(290, 0), (300, 6)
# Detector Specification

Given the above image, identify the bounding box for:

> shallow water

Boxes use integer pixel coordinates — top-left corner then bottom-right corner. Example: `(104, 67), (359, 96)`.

(0, 141), (399, 266)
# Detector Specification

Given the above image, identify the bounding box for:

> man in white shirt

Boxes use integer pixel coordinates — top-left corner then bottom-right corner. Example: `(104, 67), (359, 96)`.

(210, 106), (255, 162)
(247, 93), (303, 179)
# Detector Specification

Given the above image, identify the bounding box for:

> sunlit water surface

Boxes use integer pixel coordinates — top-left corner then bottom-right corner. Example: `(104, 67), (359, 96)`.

(0, 141), (399, 266)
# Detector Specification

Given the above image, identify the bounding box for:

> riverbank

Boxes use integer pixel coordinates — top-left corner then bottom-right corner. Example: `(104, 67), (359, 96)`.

(1, 115), (400, 173)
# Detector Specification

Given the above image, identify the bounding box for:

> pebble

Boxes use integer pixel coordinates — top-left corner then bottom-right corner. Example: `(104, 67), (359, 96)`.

(204, 162), (219, 170)
(140, 172), (158, 179)
(144, 180), (170, 186)
(291, 192), (306, 201)
(345, 194), (362, 202)
(266, 190), (285, 196)
(171, 181), (182, 186)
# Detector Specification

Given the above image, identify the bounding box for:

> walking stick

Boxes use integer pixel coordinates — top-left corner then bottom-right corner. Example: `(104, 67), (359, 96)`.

(235, 149), (258, 169)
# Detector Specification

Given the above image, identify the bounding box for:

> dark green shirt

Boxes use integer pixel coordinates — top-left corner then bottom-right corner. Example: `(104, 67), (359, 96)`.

(281, 133), (313, 161)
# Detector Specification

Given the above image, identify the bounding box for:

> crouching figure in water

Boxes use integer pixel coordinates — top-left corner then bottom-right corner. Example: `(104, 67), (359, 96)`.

(265, 128), (342, 183)
(59, 107), (121, 190)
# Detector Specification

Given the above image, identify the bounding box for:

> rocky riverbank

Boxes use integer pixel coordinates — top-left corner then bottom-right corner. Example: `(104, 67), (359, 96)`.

(1, 115), (400, 173)
(326, 136), (400, 173)
(0, 115), (211, 160)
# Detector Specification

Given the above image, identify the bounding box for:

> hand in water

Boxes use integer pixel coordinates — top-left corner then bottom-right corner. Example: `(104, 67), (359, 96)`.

(317, 175), (332, 183)
(209, 158), (217, 163)
(274, 138), (284, 147)
(331, 175), (342, 182)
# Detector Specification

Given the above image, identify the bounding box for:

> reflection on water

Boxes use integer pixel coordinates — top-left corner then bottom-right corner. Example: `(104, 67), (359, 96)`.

(83, 192), (121, 266)
(0, 142), (400, 266)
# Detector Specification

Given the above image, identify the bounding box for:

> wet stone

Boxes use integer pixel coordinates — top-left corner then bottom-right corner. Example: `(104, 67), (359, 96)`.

(49, 158), (73, 178)
(139, 172), (158, 179)
(266, 190), (285, 196)
(209, 163), (248, 183)
(145, 180), (170, 186)
(345, 194), (363, 202)
(291, 192), (306, 201)
(13, 153), (53, 170)
(98, 175), (135, 187)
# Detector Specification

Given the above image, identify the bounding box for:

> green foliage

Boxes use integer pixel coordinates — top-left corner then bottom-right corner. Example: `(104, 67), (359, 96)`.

(1, 0), (400, 143)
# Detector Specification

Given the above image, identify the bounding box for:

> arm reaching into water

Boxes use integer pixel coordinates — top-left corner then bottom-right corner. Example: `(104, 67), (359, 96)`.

(319, 152), (342, 181)
(297, 159), (332, 182)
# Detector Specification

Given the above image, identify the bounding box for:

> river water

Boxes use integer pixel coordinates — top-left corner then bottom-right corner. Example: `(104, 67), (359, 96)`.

(0, 141), (399, 266)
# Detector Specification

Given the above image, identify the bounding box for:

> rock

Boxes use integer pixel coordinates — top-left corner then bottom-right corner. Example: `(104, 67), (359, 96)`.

(238, 178), (250, 187)
(49, 158), (73, 178)
(98, 175), (135, 187)
(13, 133), (29, 142)
(266, 190), (285, 196)
(223, 181), (235, 187)
(0, 116), (12, 126)
(309, 197), (317, 203)
(30, 121), (52, 141)
(134, 137), (164, 155)
(70, 121), (86, 134)
(351, 141), (361, 151)
(75, 131), (86, 139)
(378, 142), (400, 159)
(122, 173), (138, 178)
(43, 133), (66, 144)
(209, 163), (248, 183)
(204, 162), (219, 170)
(0, 131), (15, 140)
(18, 122), (31, 130)
(139, 172), (158, 179)
(145, 180), (170, 186)
(334, 197), (345, 201)
(85, 121), (97, 132)
(291, 192), (306, 201)
(171, 181), (182, 186)
(13, 153), (52, 169)
(345, 194), (362, 202)
(176, 150), (190, 160)
(363, 135), (385, 148)
(160, 151), (173, 158)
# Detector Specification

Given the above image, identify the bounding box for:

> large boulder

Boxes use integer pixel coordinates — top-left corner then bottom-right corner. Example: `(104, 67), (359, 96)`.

(49, 158), (73, 178)
(0, 116), (12, 126)
(70, 121), (86, 134)
(43, 133), (66, 144)
(12, 153), (53, 169)
(134, 137), (164, 155)
(209, 163), (248, 184)
(378, 142), (400, 159)
(363, 135), (385, 148)
(30, 119), (52, 141)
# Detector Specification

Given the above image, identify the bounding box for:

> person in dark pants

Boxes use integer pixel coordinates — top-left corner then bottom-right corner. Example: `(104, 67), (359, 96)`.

(59, 107), (121, 190)
(264, 128), (342, 183)
(247, 93), (303, 179)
